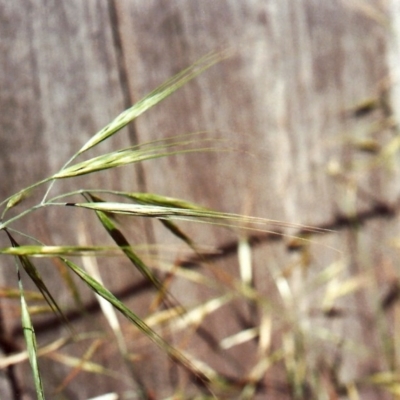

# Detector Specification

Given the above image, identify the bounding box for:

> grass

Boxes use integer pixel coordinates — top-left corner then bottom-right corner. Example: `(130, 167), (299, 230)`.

(0, 51), (399, 399)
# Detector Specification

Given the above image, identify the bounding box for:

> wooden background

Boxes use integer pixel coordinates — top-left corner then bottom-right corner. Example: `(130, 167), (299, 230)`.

(0, 1), (399, 399)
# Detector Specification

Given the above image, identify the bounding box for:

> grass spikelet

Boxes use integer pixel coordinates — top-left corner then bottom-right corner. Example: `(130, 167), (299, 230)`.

(76, 50), (231, 155)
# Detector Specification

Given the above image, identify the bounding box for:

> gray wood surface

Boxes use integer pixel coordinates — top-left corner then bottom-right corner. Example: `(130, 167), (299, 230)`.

(0, 1), (397, 399)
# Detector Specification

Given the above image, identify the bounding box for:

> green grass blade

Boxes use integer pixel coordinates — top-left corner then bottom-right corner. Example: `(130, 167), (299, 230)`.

(159, 219), (196, 249)
(85, 193), (168, 296)
(4, 231), (71, 330)
(16, 262), (45, 400)
(61, 258), (210, 385)
(4, 229), (87, 312)
(76, 50), (230, 155)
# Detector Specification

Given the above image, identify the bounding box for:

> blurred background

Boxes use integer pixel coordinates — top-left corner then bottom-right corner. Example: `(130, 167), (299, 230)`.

(0, 1), (400, 399)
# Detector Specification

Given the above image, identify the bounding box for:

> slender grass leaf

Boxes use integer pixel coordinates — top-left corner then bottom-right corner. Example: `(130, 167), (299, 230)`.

(61, 258), (210, 385)
(17, 263), (45, 400)
(76, 50), (231, 155)
(4, 231), (71, 330)
(84, 193), (171, 305)
(19, 256), (71, 329)
(4, 204), (83, 304)
(159, 219), (196, 249)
